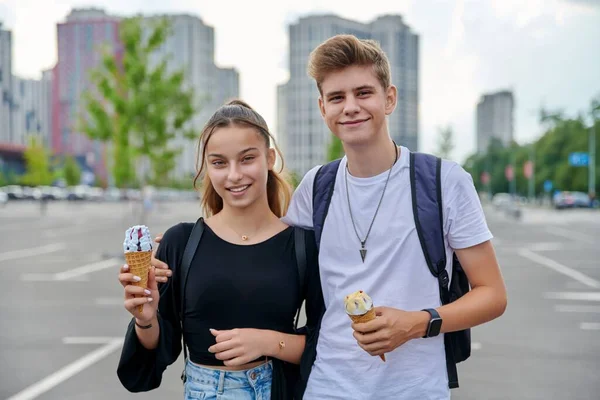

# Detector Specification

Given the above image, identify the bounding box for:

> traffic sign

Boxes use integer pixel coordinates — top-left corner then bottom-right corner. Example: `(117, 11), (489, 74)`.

(568, 152), (589, 167)
(544, 180), (553, 192)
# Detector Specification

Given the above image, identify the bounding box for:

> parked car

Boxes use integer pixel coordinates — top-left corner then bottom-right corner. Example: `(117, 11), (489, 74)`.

(553, 191), (591, 209)
(492, 193), (513, 210)
(66, 185), (90, 201)
(3, 185), (25, 200)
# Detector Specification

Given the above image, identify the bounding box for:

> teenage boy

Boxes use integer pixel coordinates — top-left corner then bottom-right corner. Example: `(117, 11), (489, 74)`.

(281, 34), (507, 399)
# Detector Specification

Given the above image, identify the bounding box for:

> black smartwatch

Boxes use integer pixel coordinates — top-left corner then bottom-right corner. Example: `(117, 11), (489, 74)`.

(421, 308), (443, 338)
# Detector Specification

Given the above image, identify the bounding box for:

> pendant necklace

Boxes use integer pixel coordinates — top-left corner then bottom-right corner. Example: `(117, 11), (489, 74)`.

(345, 143), (398, 262)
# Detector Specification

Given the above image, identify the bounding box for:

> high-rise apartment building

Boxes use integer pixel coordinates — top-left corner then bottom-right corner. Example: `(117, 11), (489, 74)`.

(40, 69), (53, 147)
(52, 8), (121, 179)
(276, 84), (288, 166)
(0, 22), (13, 145)
(476, 90), (514, 153)
(145, 14), (239, 178)
(277, 14), (419, 176)
(11, 74), (52, 147)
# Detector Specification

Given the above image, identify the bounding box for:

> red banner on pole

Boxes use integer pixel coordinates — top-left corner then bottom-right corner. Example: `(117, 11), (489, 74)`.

(524, 161), (533, 179)
(481, 171), (490, 185)
(505, 165), (514, 181)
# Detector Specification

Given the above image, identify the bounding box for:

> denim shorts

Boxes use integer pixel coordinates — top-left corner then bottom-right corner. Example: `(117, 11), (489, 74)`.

(184, 359), (273, 400)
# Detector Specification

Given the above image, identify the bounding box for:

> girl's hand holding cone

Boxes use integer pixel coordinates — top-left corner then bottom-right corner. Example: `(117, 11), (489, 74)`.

(119, 264), (160, 324)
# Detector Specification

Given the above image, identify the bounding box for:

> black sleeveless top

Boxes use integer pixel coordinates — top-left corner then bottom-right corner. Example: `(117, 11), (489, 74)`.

(117, 221), (325, 399)
(174, 223), (300, 365)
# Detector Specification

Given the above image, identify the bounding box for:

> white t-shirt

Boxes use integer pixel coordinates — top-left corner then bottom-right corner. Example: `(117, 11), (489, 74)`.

(282, 147), (493, 400)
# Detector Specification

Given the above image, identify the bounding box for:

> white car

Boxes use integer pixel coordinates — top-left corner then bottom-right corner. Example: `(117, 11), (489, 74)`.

(492, 193), (512, 210)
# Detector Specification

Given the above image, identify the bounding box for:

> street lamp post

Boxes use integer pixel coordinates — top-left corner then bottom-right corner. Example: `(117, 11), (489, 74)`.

(510, 150), (517, 196)
(589, 115), (596, 199)
(529, 144), (535, 201)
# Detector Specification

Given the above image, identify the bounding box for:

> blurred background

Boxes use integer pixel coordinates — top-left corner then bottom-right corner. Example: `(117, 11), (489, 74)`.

(0, 0), (598, 399)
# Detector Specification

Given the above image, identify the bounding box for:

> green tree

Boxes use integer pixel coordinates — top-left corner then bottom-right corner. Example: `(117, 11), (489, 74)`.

(326, 134), (344, 161)
(463, 96), (600, 197)
(63, 155), (82, 186)
(20, 136), (54, 187)
(80, 16), (198, 188)
(436, 125), (455, 159)
(287, 171), (301, 189)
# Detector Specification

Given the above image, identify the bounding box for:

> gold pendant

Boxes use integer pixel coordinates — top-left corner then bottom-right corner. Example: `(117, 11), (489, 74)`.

(241, 235), (248, 241)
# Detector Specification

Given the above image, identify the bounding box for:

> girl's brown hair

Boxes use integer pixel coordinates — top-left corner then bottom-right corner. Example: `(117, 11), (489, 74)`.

(193, 99), (292, 218)
(307, 34), (392, 94)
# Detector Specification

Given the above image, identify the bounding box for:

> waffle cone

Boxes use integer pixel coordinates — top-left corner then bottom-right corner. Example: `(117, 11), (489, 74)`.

(348, 308), (386, 362)
(125, 251), (152, 313)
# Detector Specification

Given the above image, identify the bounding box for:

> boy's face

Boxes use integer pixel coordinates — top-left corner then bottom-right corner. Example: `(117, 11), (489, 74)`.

(318, 65), (396, 147)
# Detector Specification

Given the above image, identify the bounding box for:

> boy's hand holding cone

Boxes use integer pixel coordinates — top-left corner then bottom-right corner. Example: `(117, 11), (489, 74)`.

(344, 290), (386, 362)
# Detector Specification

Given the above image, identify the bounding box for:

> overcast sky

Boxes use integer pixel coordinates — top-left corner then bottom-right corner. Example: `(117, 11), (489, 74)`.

(1, 0), (599, 163)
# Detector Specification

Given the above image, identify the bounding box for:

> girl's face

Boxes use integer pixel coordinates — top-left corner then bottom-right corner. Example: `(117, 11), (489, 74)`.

(205, 124), (275, 212)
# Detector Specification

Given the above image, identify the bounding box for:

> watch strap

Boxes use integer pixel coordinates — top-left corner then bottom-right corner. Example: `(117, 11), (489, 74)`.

(422, 308), (441, 320)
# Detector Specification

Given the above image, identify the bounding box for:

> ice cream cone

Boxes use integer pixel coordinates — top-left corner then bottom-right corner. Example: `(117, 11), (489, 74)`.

(348, 308), (386, 362)
(125, 250), (152, 313)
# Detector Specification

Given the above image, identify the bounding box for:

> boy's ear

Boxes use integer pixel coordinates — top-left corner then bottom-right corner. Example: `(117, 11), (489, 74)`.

(318, 97), (326, 118)
(385, 85), (398, 115)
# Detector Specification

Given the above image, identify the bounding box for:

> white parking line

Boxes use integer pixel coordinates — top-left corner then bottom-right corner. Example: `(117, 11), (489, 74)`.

(554, 304), (600, 313)
(526, 242), (565, 252)
(20, 273), (89, 282)
(62, 336), (122, 345)
(472, 342), (482, 350)
(94, 297), (124, 306)
(54, 258), (121, 280)
(546, 227), (594, 245)
(580, 322), (600, 330)
(0, 243), (66, 263)
(20, 258), (121, 281)
(518, 248), (600, 289)
(544, 292), (600, 301)
(5, 337), (124, 400)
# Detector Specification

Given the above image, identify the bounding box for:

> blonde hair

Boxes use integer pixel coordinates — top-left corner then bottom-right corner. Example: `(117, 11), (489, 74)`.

(307, 34), (392, 94)
(193, 99), (292, 218)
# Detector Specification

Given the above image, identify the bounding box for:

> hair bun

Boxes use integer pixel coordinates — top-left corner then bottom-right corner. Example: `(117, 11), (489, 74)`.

(226, 99), (254, 110)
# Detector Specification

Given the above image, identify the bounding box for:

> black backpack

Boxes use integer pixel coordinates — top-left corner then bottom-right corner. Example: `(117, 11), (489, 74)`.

(311, 152), (471, 389)
(171, 218), (308, 383)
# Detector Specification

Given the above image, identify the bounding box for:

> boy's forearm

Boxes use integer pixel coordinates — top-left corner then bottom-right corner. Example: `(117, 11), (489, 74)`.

(437, 286), (507, 334)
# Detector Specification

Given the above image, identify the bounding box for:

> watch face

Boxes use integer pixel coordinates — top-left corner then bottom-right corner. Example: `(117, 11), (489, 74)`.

(429, 317), (443, 336)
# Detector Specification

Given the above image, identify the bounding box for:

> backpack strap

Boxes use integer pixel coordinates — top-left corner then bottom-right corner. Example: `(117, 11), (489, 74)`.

(177, 217), (204, 382)
(312, 159), (342, 248)
(409, 152), (449, 301)
(409, 152), (459, 388)
(293, 226), (306, 331)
